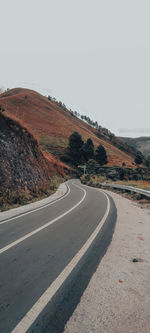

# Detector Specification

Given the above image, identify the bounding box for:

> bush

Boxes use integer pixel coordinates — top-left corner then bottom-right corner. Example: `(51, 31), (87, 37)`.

(87, 159), (100, 174)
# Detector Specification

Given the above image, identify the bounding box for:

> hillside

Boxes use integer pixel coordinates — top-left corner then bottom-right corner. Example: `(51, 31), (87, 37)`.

(0, 113), (65, 209)
(0, 88), (135, 168)
(121, 137), (150, 157)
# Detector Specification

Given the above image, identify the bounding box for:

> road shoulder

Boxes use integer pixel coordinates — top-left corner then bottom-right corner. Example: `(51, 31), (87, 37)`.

(64, 190), (150, 333)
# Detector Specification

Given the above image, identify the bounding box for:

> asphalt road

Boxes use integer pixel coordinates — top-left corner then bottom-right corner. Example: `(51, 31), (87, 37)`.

(0, 180), (116, 333)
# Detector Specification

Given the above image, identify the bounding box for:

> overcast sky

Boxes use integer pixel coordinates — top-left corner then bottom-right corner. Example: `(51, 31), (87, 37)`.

(1, 0), (150, 137)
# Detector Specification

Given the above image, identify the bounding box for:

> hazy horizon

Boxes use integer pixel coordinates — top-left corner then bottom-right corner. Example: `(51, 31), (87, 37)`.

(1, 0), (150, 138)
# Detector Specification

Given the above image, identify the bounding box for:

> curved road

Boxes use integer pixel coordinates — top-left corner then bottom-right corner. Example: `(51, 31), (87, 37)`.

(0, 180), (116, 333)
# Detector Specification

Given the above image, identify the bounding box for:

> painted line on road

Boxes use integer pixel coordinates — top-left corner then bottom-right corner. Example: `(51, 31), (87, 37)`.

(0, 184), (70, 226)
(0, 184), (86, 255)
(11, 187), (110, 333)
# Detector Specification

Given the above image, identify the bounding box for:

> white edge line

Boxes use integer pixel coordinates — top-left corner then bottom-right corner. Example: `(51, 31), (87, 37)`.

(0, 184), (70, 225)
(11, 187), (110, 333)
(0, 184), (86, 255)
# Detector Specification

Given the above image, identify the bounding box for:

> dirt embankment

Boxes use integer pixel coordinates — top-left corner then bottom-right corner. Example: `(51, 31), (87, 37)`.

(0, 113), (57, 209)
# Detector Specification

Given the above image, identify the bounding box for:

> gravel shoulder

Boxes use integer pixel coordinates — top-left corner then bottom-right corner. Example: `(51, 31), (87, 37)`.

(64, 190), (150, 333)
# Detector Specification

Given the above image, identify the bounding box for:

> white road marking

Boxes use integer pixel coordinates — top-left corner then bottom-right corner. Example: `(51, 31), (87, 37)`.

(0, 184), (70, 225)
(0, 185), (86, 255)
(11, 187), (110, 333)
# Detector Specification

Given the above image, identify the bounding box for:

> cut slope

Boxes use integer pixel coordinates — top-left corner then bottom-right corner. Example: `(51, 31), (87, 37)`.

(0, 113), (64, 209)
(0, 88), (135, 167)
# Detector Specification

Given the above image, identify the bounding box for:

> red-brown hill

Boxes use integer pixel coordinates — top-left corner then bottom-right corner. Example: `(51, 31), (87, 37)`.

(0, 88), (135, 167)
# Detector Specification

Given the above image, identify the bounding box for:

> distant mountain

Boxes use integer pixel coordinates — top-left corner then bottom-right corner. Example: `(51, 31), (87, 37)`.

(0, 88), (136, 168)
(120, 137), (150, 157)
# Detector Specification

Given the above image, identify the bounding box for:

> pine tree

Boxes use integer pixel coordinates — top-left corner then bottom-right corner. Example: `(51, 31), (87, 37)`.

(135, 151), (143, 165)
(80, 138), (94, 162)
(68, 132), (84, 164)
(95, 145), (107, 165)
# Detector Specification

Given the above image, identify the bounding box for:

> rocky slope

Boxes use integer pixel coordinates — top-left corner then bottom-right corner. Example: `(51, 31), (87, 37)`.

(0, 113), (64, 209)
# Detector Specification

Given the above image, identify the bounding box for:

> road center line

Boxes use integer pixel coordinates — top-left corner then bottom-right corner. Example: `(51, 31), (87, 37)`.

(0, 184), (70, 225)
(11, 189), (110, 333)
(0, 184), (86, 255)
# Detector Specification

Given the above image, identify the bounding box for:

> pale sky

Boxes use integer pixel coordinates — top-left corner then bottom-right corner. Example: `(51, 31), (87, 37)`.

(1, 0), (150, 137)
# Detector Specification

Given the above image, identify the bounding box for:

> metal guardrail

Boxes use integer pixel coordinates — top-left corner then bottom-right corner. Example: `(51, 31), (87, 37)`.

(102, 183), (150, 198)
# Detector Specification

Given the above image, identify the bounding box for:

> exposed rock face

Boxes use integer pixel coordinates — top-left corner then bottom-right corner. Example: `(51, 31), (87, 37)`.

(0, 113), (52, 208)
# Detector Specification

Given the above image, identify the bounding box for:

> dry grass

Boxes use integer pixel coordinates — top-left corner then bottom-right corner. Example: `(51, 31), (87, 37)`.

(89, 175), (107, 183)
(114, 180), (150, 191)
(0, 176), (65, 212)
(81, 174), (107, 185)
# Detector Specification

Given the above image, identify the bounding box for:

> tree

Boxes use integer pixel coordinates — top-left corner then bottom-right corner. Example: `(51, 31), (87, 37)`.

(80, 138), (94, 162)
(86, 138), (94, 160)
(95, 145), (107, 165)
(68, 132), (84, 164)
(146, 156), (150, 167)
(119, 168), (125, 180)
(134, 151), (143, 165)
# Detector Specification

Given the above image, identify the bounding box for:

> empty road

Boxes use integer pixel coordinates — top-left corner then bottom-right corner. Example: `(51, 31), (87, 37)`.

(0, 180), (116, 333)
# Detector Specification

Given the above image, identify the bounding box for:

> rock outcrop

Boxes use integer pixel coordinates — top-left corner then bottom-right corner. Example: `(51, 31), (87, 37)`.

(0, 113), (53, 208)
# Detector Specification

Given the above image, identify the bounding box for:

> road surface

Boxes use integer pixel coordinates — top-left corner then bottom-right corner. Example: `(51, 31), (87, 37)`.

(0, 180), (116, 333)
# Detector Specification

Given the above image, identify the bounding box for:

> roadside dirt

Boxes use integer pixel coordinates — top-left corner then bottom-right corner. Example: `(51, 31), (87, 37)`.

(64, 190), (150, 333)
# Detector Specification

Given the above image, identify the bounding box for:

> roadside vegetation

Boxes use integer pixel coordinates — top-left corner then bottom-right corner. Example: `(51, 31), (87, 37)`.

(81, 175), (150, 208)
(113, 180), (150, 191)
(81, 174), (107, 185)
(0, 176), (65, 212)
(81, 174), (150, 191)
